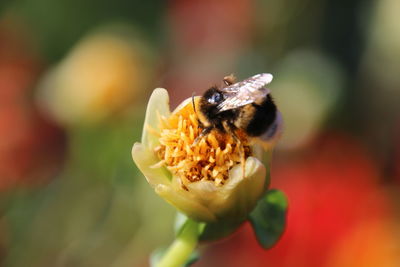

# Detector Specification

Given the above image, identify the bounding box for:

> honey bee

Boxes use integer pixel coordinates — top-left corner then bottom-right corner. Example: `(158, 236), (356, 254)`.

(195, 73), (282, 148)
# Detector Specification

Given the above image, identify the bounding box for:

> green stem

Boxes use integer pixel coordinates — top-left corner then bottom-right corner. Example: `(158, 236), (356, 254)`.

(157, 220), (200, 267)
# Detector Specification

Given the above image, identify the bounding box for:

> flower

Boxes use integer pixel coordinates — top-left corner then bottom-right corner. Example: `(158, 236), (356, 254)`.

(132, 88), (271, 222)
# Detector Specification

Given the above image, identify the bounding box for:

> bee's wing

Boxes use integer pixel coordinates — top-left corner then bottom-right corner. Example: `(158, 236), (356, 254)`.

(217, 73), (273, 112)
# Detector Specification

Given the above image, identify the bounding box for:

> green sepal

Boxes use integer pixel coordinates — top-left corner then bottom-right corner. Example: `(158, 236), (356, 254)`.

(249, 189), (288, 249)
(199, 219), (245, 241)
(174, 212), (205, 237)
(175, 212), (245, 242)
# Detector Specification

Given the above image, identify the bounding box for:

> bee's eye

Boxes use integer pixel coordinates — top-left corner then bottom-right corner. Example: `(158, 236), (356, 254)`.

(209, 92), (223, 104)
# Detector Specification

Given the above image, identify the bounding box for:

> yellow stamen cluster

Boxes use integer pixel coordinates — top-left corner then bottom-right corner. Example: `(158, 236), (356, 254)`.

(153, 99), (252, 188)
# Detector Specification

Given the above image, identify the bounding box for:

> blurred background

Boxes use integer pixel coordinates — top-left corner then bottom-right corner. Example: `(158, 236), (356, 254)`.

(0, 0), (399, 266)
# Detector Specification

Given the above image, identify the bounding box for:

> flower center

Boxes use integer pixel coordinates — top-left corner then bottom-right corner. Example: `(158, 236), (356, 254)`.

(153, 99), (252, 188)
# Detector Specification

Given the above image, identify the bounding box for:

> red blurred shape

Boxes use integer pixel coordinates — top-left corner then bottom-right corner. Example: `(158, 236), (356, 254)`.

(0, 18), (66, 191)
(0, 107), (66, 190)
(168, 0), (253, 51)
(394, 119), (400, 184)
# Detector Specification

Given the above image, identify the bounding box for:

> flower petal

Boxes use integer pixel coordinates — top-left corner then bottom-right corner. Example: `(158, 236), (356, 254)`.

(218, 156), (267, 219)
(141, 88), (171, 149)
(184, 157), (267, 220)
(155, 184), (217, 222)
(171, 97), (195, 114)
(224, 156), (266, 191)
(186, 180), (223, 211)
(132, 142), (170, 186)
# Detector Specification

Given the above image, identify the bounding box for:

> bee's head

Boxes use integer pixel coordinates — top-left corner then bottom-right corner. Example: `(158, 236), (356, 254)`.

(198, 87), (225, 123)
(203, 87), (224, 106)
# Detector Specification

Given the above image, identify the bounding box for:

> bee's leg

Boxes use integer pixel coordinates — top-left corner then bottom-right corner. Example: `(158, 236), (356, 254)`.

(222, 121), (239, 141)
(197, 118), (204, 129)
(222, 121), (246, 178)
(199, 126), (212, 139)
(223, 122), (241, 147)
(192, 126), (212, 146)
(223, 74), (236, 86)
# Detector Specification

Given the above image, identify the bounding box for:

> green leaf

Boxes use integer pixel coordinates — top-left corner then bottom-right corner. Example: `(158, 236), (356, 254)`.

(249, 189), (288, 249)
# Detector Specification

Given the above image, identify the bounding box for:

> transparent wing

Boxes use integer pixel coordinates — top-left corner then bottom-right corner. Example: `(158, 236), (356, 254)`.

(217, 73), (273, 112)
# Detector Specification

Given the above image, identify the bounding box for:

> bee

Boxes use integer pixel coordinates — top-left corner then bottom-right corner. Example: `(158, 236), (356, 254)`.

(195, 73), (282, 148)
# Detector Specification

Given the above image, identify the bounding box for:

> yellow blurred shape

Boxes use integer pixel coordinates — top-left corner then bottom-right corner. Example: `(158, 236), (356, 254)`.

(364, 0), (400, 89)
(272, 51), (343, 150)
(37, 28), (152, 124)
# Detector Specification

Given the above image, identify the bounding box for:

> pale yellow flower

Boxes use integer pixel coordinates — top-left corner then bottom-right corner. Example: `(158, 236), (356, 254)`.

(132, 88), (271, 222)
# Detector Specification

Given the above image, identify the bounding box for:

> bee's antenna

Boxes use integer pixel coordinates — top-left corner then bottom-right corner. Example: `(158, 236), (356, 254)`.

(192, 92), (197, 114)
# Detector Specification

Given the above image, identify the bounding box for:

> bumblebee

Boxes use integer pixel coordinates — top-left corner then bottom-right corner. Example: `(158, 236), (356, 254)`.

(196, 73), (282, 147)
